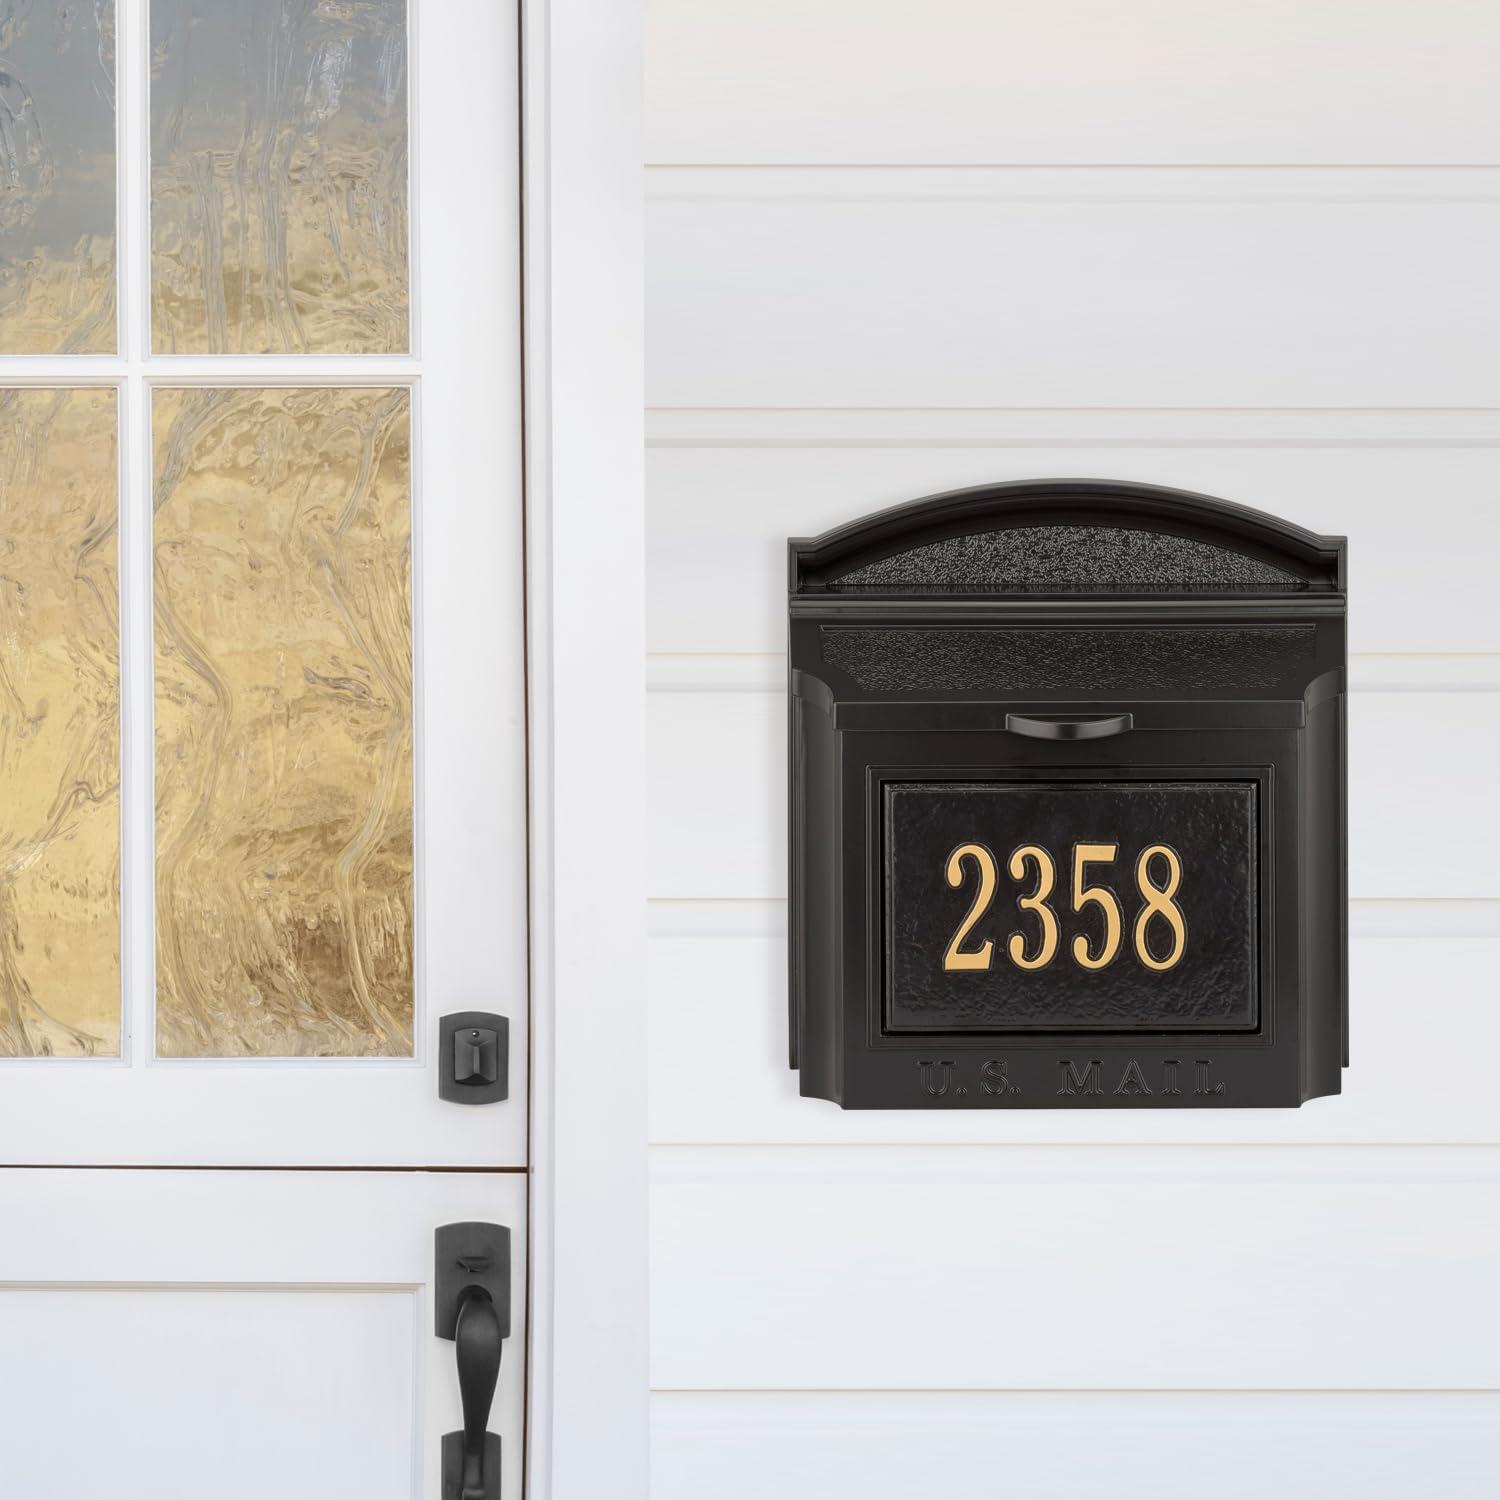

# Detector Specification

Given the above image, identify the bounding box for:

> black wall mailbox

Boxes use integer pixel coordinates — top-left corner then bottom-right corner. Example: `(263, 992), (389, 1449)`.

(788, 479), (1347, 1109)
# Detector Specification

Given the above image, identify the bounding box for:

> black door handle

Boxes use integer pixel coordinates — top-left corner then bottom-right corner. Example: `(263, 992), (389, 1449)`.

(1004, 711), (1133, 741)
(437, 1223), (510, 1500)
(455, 1289), (503, 1500)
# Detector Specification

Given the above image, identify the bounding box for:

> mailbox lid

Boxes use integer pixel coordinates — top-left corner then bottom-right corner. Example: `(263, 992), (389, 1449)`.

(790, 476), (1346, 598)
(802, 617), (1342, 706)
(790, 478), (1345, 705)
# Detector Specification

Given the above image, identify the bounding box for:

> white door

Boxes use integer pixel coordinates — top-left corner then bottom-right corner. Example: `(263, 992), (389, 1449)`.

(0, 0), (539, 1493)
(1, 1170), (528, 1496)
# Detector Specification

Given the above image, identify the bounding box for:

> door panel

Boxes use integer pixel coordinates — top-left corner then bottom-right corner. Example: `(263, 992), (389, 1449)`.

(0, 0), (527, 1168)
(0, 1169), (526, 1499)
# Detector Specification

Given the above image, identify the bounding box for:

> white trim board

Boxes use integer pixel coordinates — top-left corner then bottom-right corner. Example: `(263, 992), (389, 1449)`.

(522, 0), (648, 1494)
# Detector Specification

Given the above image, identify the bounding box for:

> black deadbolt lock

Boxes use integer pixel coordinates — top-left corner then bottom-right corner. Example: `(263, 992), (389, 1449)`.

(439, 1011), (509, 1104)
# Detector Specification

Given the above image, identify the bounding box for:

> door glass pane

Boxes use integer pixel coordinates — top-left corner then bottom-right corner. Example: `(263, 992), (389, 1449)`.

(0, 0), (117, 353)
(149, 0), (410, 354)
(153, 386), (412, 1057)
(0, 388), (119, 1056)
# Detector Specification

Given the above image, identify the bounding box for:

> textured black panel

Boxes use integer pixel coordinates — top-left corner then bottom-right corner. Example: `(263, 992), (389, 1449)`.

(821, 625), (1316, 692)
(828, 525), (1303, 593)
(884, 782), (1257, 1032)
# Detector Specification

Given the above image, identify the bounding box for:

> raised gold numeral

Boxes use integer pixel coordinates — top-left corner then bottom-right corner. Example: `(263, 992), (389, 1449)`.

(942, 843), (998, 971)
(1133, 844), (1186, 971)
(1070, 843), (1123, 970)
(938, 837), (1190, 974)
(1006, 844), (1060, 970)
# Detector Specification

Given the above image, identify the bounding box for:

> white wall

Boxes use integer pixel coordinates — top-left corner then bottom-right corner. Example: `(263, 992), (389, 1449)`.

(644, 4), (1500, 1495)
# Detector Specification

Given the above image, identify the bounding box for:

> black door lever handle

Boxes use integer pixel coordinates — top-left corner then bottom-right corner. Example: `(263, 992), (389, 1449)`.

(437, 1223), (510, 1500)
(455, 1289), (503, 1500)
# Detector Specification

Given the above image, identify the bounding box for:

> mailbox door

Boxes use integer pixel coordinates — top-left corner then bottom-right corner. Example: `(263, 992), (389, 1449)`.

(831, 714), (1321, 1108)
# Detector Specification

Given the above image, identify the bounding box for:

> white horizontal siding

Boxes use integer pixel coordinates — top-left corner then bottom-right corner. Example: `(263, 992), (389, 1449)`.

(647, 0), (1500, 166)
(646, 434), (1500, 656)
(652, 1392), (1500, 1500)
(648, 688), (1500, 900)
(650, 1145), (1500, 1389)
(647, 167), (1500, 408)
(648, 917), (1500, 1144)
(644, 13), (1493, 1484)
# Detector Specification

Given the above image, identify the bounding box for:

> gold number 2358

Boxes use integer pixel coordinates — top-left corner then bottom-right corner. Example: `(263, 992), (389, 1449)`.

(942, 841), (1186, 972)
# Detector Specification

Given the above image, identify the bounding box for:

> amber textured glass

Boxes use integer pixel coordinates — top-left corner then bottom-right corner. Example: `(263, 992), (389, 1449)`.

(149, 0), (409, 354)
(153, 387), (412, 1057)
(0, 389), (120, 1056)
(0, 1), (117, 353)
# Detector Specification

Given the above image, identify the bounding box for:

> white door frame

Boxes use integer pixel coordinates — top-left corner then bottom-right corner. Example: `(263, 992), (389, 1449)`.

(521, 2), (648, 1496)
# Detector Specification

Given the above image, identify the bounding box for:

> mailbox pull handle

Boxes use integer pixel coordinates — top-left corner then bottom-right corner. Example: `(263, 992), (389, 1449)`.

(1004, 712), (1133, 741)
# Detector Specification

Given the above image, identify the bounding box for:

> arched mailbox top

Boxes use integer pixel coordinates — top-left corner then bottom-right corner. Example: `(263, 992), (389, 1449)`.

(790, 478), (1346, 596)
